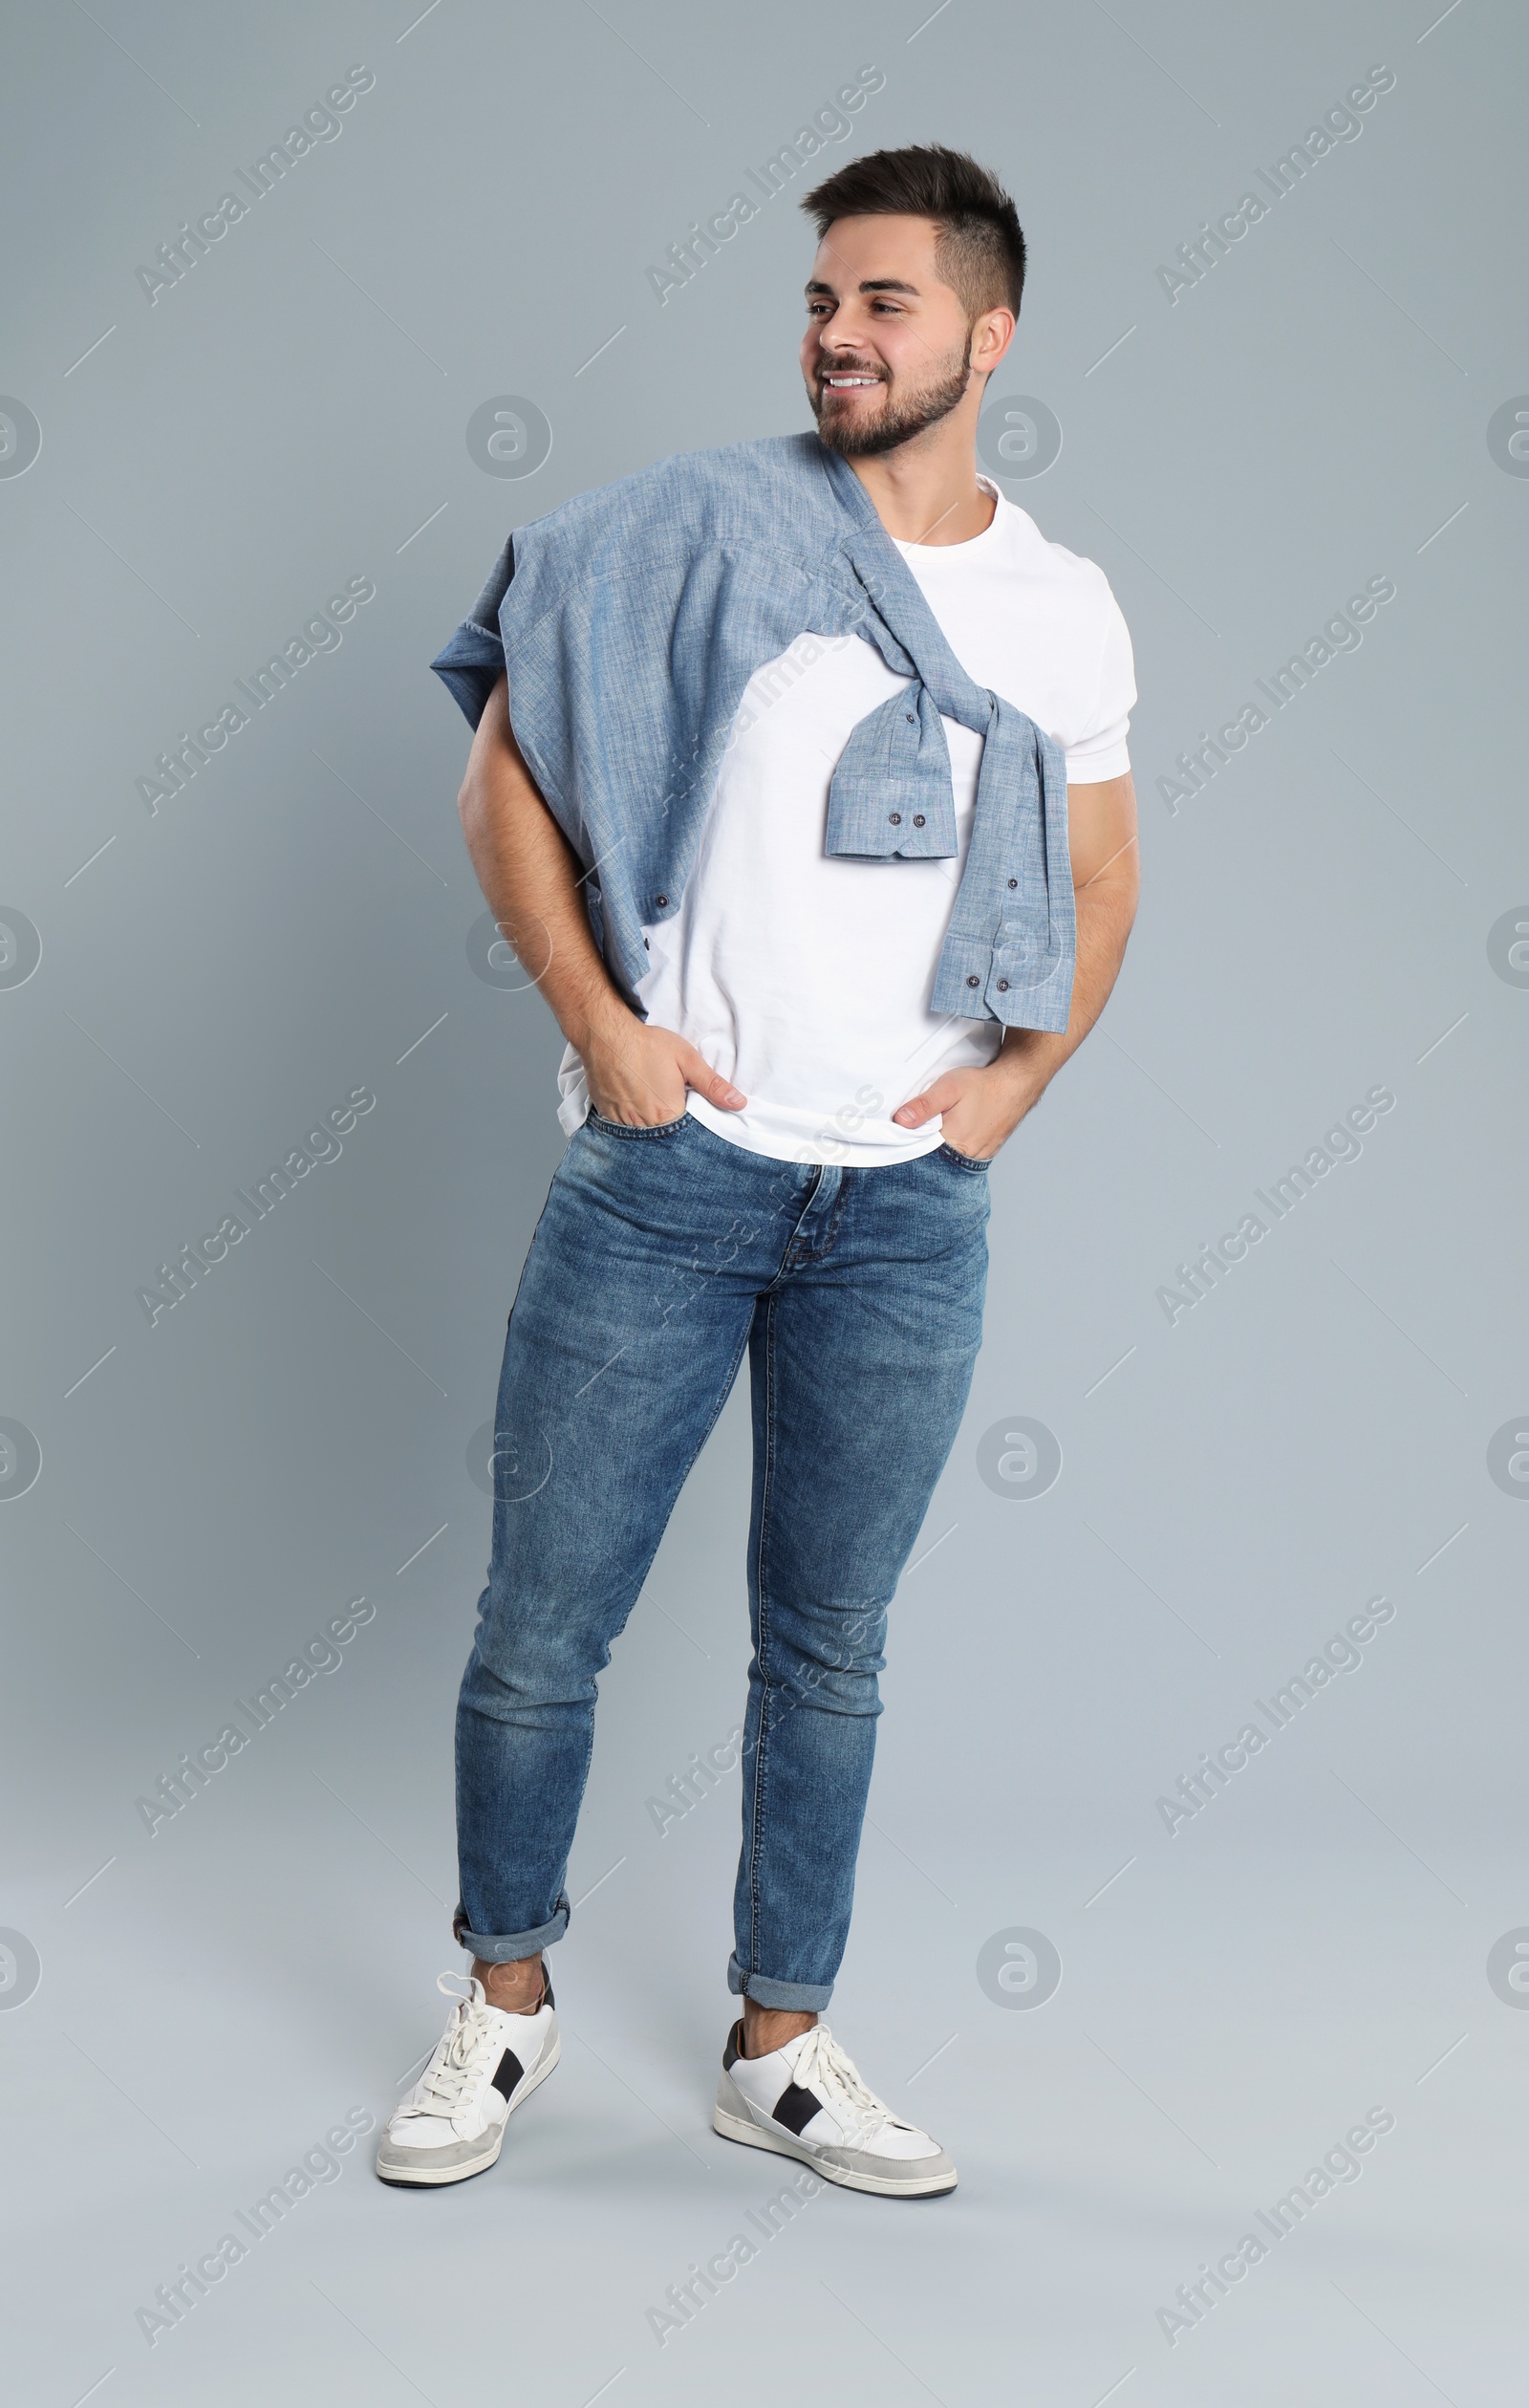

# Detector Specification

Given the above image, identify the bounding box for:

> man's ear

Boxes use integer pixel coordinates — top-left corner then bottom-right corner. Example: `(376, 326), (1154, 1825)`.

(974, 306), (1016, 372)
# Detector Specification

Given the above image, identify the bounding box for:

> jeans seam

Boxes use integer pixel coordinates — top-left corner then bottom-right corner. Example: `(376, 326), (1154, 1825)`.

(566, 1716), (600, 1925)
(744, 1291), (779, 1991)
(465, 1154), (587, 1944)
(677, 1314), (755, 1484)
(472, 1292), (751, 1955)
(586, 1106), (689, 1139)
(809, 1167), (851, 1259)
(779, 1162), (849, 1272)
(579, 1311), (755, 1656)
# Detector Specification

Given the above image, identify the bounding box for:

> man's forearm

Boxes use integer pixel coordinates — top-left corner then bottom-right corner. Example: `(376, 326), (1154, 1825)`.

(458, 673), (746, 1127)
(457, 672), (632, 1055)
(995, 865), (1138, 1099)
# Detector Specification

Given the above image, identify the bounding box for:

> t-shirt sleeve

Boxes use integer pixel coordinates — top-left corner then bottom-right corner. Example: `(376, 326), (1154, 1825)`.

(1062, 587), (1136, 783)
(429, 536), (514, 729)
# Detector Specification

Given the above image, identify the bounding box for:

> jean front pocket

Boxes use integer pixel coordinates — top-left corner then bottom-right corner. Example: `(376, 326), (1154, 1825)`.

(586, 1105), (692, 1140)
(937, 1140), (991, 1173)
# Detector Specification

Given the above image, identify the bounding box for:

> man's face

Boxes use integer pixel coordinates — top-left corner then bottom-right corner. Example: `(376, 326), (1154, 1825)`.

(800, 213), (1007, 460)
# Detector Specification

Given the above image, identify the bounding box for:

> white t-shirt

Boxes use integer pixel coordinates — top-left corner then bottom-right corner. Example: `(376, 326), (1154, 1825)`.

(557, 481), (1135, 1166)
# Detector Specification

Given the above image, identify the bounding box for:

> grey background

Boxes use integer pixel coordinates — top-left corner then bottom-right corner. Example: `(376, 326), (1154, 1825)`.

(2, 0), (1525, 2400)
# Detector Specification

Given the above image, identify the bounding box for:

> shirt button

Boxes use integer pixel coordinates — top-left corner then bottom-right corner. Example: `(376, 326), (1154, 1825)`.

(1007, 878), (1018, 889)
(997, 978), (1010, 991)
(905, 712), (916, 724)
(913, 814), (925, 827)
(655, 894), (668, 909)
(966, 974), (980, 988)
(889, 812), (901, 825)
(643, 939), (650, 950)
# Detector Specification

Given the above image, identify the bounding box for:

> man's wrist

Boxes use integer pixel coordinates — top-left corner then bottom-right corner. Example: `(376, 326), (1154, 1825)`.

(992, 1037), (1049, 1101)
(564, 987), (637, 1059)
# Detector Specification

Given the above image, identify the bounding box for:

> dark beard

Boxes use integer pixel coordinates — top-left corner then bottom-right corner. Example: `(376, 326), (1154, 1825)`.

(810, 332), (973, 459)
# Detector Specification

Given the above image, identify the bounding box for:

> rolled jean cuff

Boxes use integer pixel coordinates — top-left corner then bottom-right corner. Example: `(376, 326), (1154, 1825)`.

(727, 1952), (834, 2012)
(453, 1894), (569, 1963)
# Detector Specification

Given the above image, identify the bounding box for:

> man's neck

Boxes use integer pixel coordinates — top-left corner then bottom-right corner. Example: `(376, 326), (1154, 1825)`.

(844, 426), (996, 548)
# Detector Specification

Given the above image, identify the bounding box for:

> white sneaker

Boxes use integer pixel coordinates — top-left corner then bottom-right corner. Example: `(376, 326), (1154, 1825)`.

(376, 1968), (560, 2186)
(714, 2018), (957, 2197)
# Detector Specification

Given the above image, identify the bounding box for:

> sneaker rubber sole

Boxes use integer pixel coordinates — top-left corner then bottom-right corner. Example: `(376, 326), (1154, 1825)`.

(376, 2029), (561, 2188)
(712, 2093), (958, 2198)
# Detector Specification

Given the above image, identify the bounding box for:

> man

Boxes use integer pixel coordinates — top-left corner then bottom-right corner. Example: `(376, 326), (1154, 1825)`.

(377, 145), (1138, 2199)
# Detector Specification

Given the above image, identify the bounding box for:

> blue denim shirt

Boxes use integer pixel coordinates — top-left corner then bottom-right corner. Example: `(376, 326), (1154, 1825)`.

(432, 432), (1076, 1030)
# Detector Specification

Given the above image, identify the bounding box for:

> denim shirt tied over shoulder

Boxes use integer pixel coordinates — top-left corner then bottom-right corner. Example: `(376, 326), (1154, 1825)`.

(431, 432), (1076, 1031)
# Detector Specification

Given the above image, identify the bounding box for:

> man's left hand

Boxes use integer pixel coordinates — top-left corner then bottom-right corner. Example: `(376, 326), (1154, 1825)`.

(893, 1055), (1043, 1161)
(894, 772), (1142, 1162)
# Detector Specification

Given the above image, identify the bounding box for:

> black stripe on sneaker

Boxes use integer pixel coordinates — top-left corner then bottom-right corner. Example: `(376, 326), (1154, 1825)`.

(491, 2048), (524, 2100)
(771, 2081), (821, 2136)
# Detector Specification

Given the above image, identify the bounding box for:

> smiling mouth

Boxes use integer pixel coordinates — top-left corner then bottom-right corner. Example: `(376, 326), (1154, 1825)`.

(820, 371), (884, 392)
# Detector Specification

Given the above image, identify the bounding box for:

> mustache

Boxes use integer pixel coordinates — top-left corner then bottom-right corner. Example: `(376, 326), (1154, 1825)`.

(816, 358), (888, 384)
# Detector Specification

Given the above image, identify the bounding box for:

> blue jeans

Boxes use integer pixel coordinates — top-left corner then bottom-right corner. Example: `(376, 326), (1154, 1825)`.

(454, 1109), (990, 2009)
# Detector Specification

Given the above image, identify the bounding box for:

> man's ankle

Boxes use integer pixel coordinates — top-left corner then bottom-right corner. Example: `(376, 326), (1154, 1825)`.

(741, 2000), (817, 2059)
(473, 1953), (546, 2013)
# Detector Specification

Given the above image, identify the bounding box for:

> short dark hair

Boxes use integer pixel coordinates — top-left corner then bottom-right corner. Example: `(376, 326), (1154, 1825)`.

(800, 144), (1025, 320)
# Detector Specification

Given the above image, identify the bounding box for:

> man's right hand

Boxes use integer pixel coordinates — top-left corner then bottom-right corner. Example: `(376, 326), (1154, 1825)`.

(456, 677), (745, 1130)
(582, 1011), (746, 1127)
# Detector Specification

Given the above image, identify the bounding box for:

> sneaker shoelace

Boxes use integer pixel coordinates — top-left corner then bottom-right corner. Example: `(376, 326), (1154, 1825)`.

(789, 2023), (898, 2144)
(408, 1974), (501, 2121)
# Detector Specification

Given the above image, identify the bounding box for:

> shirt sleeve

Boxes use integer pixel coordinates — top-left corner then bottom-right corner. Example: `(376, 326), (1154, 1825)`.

(1062, 589), (1136, 784)
(429, 535), (513, 728)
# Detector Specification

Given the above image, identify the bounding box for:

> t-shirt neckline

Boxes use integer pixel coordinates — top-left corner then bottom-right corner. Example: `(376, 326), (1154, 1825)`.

(891, 476), (1005, 560)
